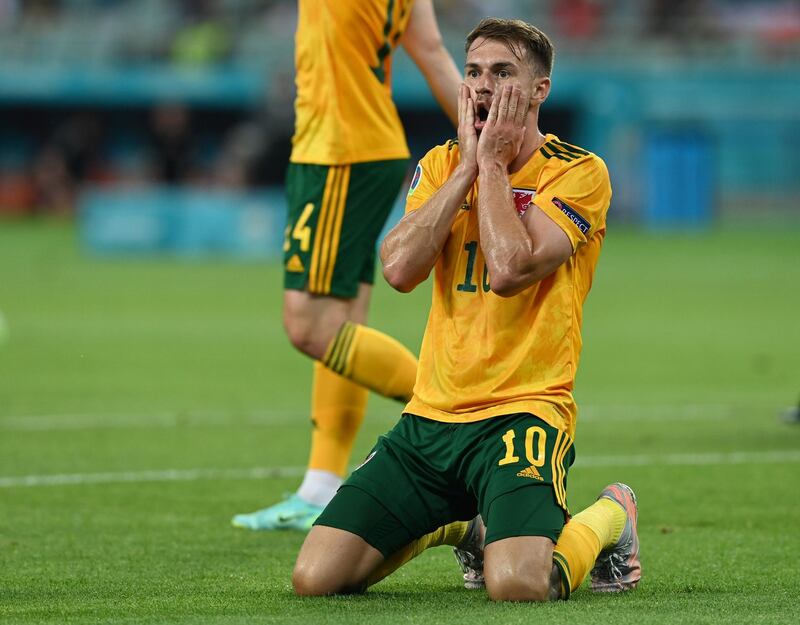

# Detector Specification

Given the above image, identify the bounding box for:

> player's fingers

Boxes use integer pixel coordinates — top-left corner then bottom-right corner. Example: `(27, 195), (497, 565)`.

(486, 86), (501, 125)
(462, 84), (474, 127)
(458, 84), (466, 126)
(496, 85), (511, 123)
(507, 86), (519, 123)
(514, 89), (529, 126)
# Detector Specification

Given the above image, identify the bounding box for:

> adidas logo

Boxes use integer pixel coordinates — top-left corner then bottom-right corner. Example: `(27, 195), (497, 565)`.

(286, 254), (305, 273)
(516, 465), (543, 481)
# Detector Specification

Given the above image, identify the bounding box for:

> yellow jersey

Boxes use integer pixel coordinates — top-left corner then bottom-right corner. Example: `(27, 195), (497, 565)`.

(403, 135), (612, 439)
(290, 0), (414, 165)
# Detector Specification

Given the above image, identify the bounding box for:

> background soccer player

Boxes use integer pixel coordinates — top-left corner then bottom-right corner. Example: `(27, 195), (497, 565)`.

(232, 0), (461, 530)
(290, 18), (640, 600)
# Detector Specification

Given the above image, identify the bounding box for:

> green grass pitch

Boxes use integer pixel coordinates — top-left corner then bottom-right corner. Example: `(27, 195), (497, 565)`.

(1, 220), (799, 624)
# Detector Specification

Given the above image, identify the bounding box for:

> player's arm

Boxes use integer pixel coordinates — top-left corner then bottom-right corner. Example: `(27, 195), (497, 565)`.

(400, 0), (460, 126)
(479, 175), (572, 297)
(382, 85), (478, 292)
(476, 86), (572, 297)
(380, 164), (473, 292)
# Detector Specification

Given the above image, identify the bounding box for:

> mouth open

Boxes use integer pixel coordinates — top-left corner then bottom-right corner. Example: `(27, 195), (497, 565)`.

(474, 101), (490, 131)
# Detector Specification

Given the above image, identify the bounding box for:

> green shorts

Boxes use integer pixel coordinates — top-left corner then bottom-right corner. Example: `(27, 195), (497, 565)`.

(283, 159), (409, 298)
(315, 412), (575, 557)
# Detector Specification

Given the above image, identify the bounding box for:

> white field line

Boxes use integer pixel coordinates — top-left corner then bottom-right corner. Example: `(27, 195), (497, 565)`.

(1, 449), (798, 489)
(0, 412), (296, 431)
(0, 466), (305, 488)
(575, 449), (800, 468)
(0, 404), (738, 432)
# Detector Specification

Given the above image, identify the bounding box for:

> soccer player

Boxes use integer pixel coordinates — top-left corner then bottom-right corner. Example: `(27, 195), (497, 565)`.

(290, 18), (641, 600)
(232, 0), (461, 530)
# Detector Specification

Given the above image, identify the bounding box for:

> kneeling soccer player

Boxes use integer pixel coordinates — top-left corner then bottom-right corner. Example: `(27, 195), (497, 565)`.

(292, 17), (640, 600)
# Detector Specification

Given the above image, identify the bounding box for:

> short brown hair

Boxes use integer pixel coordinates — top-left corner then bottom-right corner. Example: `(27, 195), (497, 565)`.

(465, 18), (554, 77)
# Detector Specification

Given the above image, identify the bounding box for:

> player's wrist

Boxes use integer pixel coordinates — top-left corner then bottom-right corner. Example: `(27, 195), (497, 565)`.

(455, 161), (479, 181)
(477, 157), (508, 175)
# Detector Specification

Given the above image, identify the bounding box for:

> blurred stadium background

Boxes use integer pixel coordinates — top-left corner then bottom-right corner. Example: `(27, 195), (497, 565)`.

(1, 0), (799, 238)
(1, 2), (799, 623)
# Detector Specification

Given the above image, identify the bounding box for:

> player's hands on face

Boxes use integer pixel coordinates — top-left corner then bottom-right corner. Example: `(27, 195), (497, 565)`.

(477, 84), (528, 170)
(457, 83), (478, 177)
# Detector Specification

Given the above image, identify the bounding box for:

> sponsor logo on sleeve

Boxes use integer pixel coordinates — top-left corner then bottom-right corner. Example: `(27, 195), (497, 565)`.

(513, 188), (536, 217)
(552, 197), (591, 234)
(407, 163), (423, 197)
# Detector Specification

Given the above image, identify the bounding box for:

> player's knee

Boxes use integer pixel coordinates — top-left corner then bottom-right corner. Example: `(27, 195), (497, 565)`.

(292, 556), (367, 597)
(282, 302), (345, 360)
(283, 313), (330, 359)
(485, 564), (551, 602)
(292, 557), (337, 596)
(284, 316), (315, 357)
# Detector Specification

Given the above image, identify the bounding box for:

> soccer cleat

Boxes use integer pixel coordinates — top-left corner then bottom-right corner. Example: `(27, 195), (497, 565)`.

(231, 494), (324, 531)
(590, 482), (641, 592)
(453, 515), (485, 589)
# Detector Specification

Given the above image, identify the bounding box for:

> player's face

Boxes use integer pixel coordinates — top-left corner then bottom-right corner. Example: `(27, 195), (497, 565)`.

(464, 37), (536, 132)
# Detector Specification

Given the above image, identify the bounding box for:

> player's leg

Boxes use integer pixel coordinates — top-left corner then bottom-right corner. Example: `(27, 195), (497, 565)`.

(483, 497), (639, 600)
(282, 159), (418, 402)
(365, 517), (475, 587)
(293, 493), (472, 594)
(292, 491), (395, 596)
(554, 482), (640, 595)
(294, 414), (471, 594)
(342, 415), (635, 599)
(281, 285), (367, 362)
(392, 414), (640, 599)
(233, 163), (363, 530)
(480, 485), (566, 601)
(283, 286), (418, 402)
(465, 414), (576, 601)
(484, 535), (558, 601)
(452, 483), (640, 598)
(233, 292), (374, 529)
(285, 161), (416, 509)
(483, 489), (638, 600)
(293, 526), (383, 596)
(233, 160), (413, 530)
(292, 285), (371, 510)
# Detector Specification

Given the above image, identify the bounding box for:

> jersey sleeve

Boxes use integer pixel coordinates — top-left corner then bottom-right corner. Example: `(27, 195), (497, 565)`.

(532, 155), (612, 252)
(404, 142), (455, 214)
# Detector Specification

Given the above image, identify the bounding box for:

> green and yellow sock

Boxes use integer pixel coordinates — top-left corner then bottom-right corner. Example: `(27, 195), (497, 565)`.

(553, 498), (626, 598)
(322, 321), (417, 402)
(366, 520), (470, 587)
(307, 361), (368, 477)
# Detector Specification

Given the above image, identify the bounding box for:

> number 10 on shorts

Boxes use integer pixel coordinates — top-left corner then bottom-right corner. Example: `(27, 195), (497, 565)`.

(498, 426), (546, 467)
